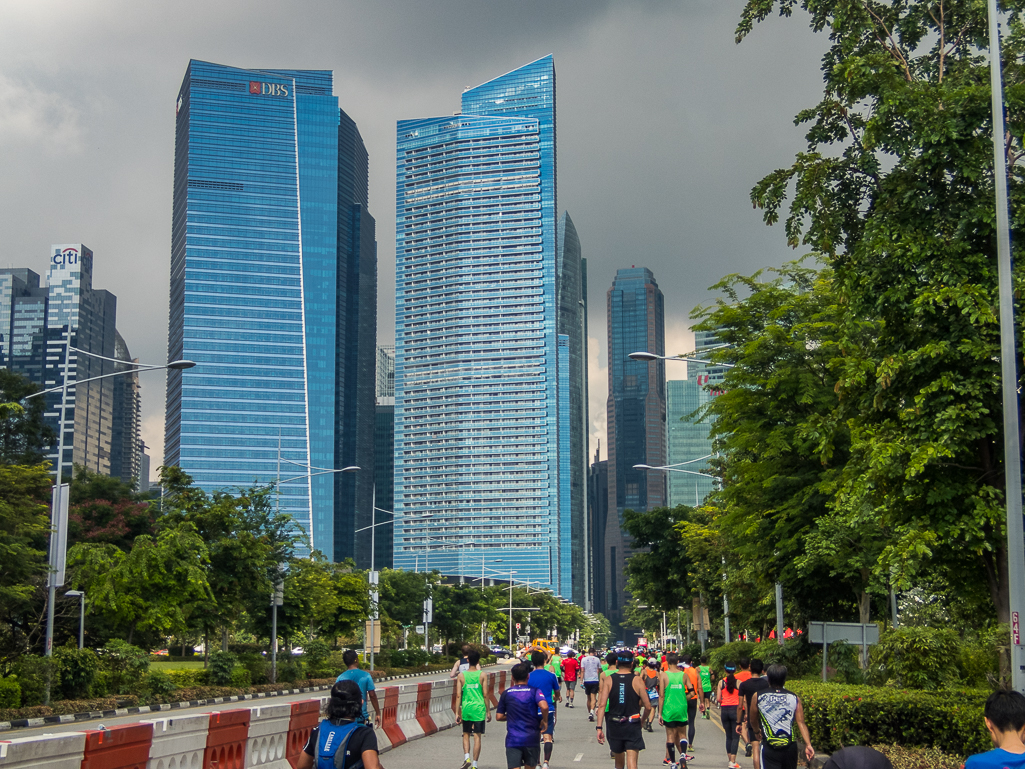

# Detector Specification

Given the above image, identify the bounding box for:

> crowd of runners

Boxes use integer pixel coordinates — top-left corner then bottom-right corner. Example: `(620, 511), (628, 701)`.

(446, 644), (814, 769)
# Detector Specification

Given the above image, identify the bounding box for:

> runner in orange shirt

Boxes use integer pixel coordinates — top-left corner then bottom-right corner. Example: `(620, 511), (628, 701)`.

(681, 655), (704, 755)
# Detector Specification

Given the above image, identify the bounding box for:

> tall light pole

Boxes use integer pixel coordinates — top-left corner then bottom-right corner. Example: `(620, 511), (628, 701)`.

(988, 0), (1025, 693)
(26, 329), (195, 703)
(65, 590), (85, 649)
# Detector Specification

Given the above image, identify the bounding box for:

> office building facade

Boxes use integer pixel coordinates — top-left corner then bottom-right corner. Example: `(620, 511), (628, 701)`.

(374, 345), (395, 569)
(666, 379), (715, 507)
(166, 61), (377, 560)
(605, 267), (667, 629)
(394, 56), (573, 591)
(0, 246), (140, 483)
(588, 445), (608, 616)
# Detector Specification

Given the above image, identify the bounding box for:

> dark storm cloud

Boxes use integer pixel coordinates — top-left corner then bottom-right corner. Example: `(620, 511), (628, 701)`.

(0, 0), (827, 467)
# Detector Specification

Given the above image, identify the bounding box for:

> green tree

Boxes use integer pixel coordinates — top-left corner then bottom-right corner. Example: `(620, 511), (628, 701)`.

(379, 569), (430, 631)
(0, 463), (52, 663)
(0, 372), (54, 466)
(693, 265), (879, 625)
(736, 0), (1025, 623)
(68, 466), (157, 551)
(433, 584), (490, 645)
(68, 524), (212, 644)
(623, 505), (698, 615)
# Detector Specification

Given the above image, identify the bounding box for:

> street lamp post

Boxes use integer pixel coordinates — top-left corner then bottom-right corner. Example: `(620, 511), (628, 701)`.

(26, 329), (195, 703)
(987, 0), (1025, 693)
(65, 590), (85, 649)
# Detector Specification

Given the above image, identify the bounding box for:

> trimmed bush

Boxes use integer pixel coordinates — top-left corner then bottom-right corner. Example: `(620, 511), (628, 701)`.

(165, 668), (210, 687)
(98, 640), (149, 694)
(12, 655), (57, 707)
(708, 641), (757, 673)
(872, 743), (965, 769)
(230, 666), (251, 687)
(54, 645), (99, 700)
(0, 677), (21, 708)
(789, 681), (989, 758)
(145, 670), (177, 698)
(870, 627), (962, 690)
(208, 651), (237, 686)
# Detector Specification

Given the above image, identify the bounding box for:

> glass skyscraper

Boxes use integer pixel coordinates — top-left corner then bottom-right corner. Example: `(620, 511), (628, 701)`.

(166, 61), (377, 560)
(0, 247), (139, 484)
(604, 267), (667, 629)
(666, 379), (715, 507)
(394, 56), (576, 591)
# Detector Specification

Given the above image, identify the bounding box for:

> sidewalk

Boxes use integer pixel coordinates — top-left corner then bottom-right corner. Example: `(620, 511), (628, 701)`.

(383, 699), (756, 769)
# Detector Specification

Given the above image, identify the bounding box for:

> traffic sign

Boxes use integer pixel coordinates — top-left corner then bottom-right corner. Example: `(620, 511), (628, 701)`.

(416, 624), (425, 634)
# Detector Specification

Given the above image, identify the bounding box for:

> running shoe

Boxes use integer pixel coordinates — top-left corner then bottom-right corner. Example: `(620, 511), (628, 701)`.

(746, 743), (753, 757)
(543, 763), (550, 769)
(460, 761), (471, 769)
(589, 710), (595, 722)
(663, 760), (673, 767)
(678, 760), (688, 769)
(684, 754), (695, 761)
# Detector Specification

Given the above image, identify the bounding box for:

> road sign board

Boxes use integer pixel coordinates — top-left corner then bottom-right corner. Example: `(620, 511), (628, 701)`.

(415, 624), (425, 634)
(808, 622), (879, 645)
(364, 620), (381, 653)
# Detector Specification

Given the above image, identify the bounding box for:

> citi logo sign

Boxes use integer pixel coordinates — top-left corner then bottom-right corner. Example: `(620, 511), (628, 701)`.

(52, 248), (79, 266)
(249, 81), (289, 97)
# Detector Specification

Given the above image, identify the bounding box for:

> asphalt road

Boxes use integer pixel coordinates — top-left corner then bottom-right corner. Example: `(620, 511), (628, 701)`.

(8, 666), (464, 737)
(384, 694), (758, 769)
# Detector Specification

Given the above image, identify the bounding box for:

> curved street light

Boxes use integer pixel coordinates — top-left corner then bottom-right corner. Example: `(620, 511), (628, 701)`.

(628, 350), (736, 368)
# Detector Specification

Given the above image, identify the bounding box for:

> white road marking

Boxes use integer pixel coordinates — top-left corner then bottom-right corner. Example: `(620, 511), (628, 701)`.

(574, 753), (584, 762)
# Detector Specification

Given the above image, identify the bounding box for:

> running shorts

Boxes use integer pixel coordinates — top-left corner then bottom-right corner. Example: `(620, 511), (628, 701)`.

(663, 720), (687, 729)
(606, 722), (645, 754)
(584, 681), (600, 695)
(566, 680), (577, 691)
(461, 719), (485, 734)
(506, 744), (541, 769)
(761, 742), (799, 769)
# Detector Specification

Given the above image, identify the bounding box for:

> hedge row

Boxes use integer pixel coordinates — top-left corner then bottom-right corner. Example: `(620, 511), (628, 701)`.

(790, 682), (990, 759)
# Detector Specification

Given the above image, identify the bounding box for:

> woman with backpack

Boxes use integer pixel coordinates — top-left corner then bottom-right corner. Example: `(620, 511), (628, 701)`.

(298, 680), (384, 769)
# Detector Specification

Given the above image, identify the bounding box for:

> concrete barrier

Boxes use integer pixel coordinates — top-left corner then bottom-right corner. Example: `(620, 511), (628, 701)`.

(0, 678), (473, 769)
(80, 724), (153, 769)
(143, 713), (209, 769)
(0, 731), (86, 769)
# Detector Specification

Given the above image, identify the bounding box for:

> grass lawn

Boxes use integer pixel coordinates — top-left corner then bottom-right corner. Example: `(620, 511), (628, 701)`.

(151, 660), (206, 670)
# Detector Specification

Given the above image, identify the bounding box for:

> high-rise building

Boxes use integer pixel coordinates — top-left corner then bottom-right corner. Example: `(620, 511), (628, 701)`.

(374, 344), (395, 570)
(666, 379), (714, 507)
(110, 332), (142, 486)
(557, 212), (588, 605)
(605, 267), (667, 629)
(166, 61), (377, 560)
(588, 444), (608, 616)
(0, 247), (140, 483)
(394, 56), (572, 590)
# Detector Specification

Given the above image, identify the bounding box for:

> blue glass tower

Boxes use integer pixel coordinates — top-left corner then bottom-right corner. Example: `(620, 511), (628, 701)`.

(394, 56), (566, 590)
(166, 61), (377, 559)
(605, 267), (667, 629)
(666, 379), (715, 507)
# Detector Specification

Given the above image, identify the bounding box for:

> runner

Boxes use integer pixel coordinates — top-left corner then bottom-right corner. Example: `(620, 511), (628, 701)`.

(964, 690), (1025, 769)
(496, 662), (549, 769)
(739, 659), (771, 769)
(298, 680), (382, 769)
(335, 650), (381, 727)
(529, 650), (561, 769)
(698, 656), (713, 718)
(750, 664), (814, 769)
(735, 658), (753, 756)
(451, 644), (472, 679)
(455, 649), (491, 769)
(716, 662), (741, 769)
(596, 650), (652, 769)
(658, 653), (693, 769)
(562, 650), (581, 707)
(681, 655), (703, 750)
(581, 648), (603, 720)
(641, 657), (661, 732)
(547, 650), (564, 695)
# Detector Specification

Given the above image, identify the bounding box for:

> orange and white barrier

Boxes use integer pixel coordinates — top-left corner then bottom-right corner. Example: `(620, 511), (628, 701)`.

(0, 676), (488, 769)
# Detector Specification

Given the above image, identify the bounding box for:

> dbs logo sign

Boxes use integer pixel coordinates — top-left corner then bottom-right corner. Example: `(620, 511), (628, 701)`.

(250, 81), (289, 97)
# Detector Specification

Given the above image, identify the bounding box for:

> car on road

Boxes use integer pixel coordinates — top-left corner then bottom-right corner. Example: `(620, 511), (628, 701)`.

(490, 646), (513, 659)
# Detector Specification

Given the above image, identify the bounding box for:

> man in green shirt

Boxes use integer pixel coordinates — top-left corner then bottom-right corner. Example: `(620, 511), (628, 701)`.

(698, 656), (713, 718)
(660, 652), (697, 769)
(456, 649), (491, 769)
(547, 651), (564, 689)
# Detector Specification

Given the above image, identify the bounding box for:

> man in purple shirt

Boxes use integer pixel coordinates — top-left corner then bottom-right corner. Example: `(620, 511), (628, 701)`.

(497, 662), (549, 769)
(528, 650), (562, 769)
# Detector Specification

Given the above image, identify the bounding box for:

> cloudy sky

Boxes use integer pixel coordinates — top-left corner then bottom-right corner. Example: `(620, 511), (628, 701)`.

(0, 0), (827, 475)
